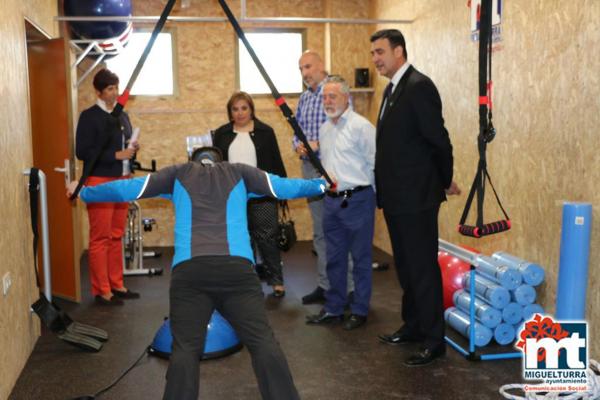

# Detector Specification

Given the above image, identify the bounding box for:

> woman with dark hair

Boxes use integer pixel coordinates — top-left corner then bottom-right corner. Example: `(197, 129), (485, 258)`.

(75, 68), (140, 305)
(213, 92), (287, 298)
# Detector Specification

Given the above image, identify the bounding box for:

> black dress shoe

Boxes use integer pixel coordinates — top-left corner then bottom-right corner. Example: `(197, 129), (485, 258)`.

(343, 314), (367, 330)
(112, 289), (140, 299)
(306, 310), (343, 325)
(404, 345), (446, 367)
(95, 295), (124, 306)
(377, 329), (421, 346)
(302, 286), (325, 304)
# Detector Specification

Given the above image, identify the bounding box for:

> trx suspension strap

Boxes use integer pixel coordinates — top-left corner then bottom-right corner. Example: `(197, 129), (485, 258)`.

(70, 0), (176, 200)
(458, 0), (510, 238)
(217, 0), (335, 188)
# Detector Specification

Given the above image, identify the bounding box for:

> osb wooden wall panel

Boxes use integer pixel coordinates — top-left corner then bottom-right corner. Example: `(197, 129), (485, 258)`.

(373, 0), (600, 352)
(75, 0), (372, 247)
(0, 1), (58, 397)
(329, 0), (374, 129)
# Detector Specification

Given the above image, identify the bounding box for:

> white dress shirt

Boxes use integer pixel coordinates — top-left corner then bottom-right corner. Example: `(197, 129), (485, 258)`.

(319, 108), (376, 192)
(228, 131), (257, 167)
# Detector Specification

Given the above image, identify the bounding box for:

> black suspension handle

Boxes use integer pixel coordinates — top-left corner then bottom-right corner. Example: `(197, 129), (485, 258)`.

(132, 159), (157, 173)
(458, 220), (511, 238)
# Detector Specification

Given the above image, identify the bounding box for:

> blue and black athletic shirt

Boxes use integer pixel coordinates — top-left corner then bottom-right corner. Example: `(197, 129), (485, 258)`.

(79, 162), (326, 268)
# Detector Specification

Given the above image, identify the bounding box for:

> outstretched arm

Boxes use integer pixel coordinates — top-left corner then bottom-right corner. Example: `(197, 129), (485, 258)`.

(67, 176), (150, 203)
(67, 164), (180, 202)
(267, 174), (327, 199)
(237, 163), (327, 200)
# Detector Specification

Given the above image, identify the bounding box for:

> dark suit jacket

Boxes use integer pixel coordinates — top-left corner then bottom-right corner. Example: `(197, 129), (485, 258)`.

(213, 118), (287, 177)
(375, 65), (453, 214)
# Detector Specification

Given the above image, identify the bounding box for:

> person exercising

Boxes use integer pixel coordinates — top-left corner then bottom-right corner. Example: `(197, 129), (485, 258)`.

(67, 147), (327, 400)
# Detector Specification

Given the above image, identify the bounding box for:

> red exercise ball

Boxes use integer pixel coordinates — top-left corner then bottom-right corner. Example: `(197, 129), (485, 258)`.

(438, 250), (472, 310)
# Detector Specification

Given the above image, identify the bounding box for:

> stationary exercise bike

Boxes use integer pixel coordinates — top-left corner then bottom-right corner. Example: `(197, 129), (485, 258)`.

(122, 159), (163, 276)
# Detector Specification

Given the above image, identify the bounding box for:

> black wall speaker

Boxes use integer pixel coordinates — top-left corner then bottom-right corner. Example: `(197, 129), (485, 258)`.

(354, 68), (369, 87)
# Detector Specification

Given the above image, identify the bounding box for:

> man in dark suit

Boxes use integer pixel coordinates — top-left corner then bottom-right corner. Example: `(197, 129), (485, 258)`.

(370, 29), (461, 366)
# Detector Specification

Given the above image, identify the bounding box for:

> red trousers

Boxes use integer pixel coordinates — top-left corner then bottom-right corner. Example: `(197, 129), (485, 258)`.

(86, 176), (129, 296)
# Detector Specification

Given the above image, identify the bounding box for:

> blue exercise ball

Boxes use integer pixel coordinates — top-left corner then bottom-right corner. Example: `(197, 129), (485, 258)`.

(64, 0), (132, 40)
(149, 311), (243, 360)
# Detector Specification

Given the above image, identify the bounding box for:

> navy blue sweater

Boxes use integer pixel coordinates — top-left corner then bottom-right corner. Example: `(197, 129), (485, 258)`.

(75, 104), (133, 177)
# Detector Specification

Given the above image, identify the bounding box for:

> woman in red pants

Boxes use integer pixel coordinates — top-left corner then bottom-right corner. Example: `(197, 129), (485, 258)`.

(75, 68), (140, 305)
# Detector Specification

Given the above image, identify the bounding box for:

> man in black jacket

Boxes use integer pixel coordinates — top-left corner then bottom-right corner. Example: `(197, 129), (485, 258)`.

(370, 29), (461, 366)
(68, 149), (327, 400)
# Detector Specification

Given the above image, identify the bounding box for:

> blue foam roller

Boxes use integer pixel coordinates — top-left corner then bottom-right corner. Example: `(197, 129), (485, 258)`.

(511, 284), (536, 305)
(491, 251), (545, 286)
(462, 273), (510, 309)
(453, 290), (502, 328)
(444, 307), (492, 347)
(522, 303), (544, 321)
(556, 202), (592, 320)
(501, 302), (522, 325)
(494, 323), (516, 345)
(475, 255), (522, 290)
(149, 311), (242, 360)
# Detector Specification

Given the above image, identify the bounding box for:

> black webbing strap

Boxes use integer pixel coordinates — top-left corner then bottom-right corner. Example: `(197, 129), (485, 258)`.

(28, 169), (69, 333)
(28, 168), (41, 288)
(69, 0), (176, 200)
(28, 169), (64, 332)
(110, 0), (176, 118)
(217, 0), (334, 188)
(458, 0), (510, 238)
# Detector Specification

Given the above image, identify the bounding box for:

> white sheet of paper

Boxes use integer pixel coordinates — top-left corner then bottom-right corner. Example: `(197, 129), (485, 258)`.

(128, 127), (140, 148)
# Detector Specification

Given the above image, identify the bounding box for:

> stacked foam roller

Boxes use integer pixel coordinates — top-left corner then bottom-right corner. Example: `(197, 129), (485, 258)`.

(445, 252), (545, 347)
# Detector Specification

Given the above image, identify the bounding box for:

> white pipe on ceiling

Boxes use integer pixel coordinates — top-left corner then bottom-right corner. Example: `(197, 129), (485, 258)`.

(55, 0), (413, 25)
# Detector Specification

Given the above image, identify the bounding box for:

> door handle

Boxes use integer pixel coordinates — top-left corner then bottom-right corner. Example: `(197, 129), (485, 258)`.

(53, 159), (71, 186)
